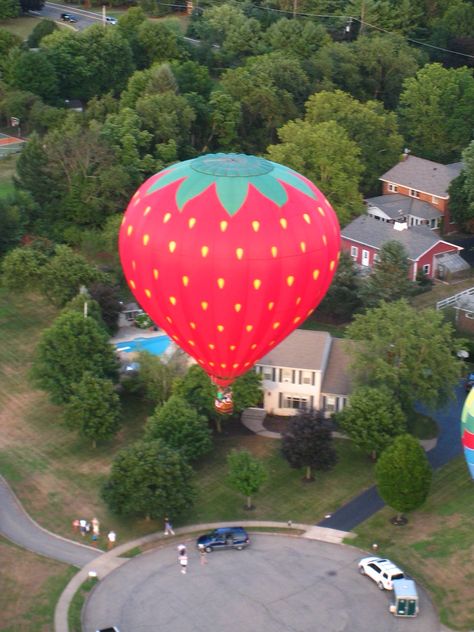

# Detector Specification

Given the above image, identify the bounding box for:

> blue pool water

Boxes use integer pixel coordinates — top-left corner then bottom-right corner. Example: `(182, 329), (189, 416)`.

(115, 335), (171, 355)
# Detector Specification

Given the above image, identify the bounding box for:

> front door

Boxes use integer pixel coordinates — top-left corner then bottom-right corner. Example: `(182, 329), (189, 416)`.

(362, 249), (370, 266)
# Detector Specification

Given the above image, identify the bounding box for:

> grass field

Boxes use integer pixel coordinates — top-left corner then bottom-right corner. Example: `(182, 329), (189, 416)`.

(350, 457), (474, 631)
(0, 154), (18, 198)
(0, 16), (42, 39)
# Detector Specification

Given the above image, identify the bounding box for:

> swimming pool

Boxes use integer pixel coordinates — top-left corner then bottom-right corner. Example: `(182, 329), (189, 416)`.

(115, 335), (171, 355)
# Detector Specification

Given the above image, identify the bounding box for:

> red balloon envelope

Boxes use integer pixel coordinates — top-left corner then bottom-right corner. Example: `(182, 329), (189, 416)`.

(119, 154), (340, 388)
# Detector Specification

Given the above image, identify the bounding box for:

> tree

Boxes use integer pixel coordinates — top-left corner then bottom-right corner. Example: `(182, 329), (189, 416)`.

(267, 120), (364, 226)
(0, 0), (20, 19)
(64, 372), (121, 447)
(360, 241), (413, 308)
(31, 311), (118, 404)
(375, 434), (432, 523)
(145, 394), (212, 462)
(448, 141), (474, 231)
(0, 28), (21, 61)
(27, 19), (57, 48)
(40, 245), (107, 307)
(102, 439), (194, 520)
(1, 246), (48, 290)
(62, 293), (105, 331)
(19, 0), (44, 10)
(227, 449), (267, 510)
(316, 251), (361, 323)
(281, 412), (338, 481)
(398, 63), (474, 162)
(346, 299), (462, 415)
(0, 190), (37, 256)
(336, 386), (406, 460)
(88, 282), (122, 334)
(4, 49), (58, 103)
(137, 20), (181, 65)
(173, 364), (218, 422)
(305, 90), (404, 194)
(136, 351), (177, 406)
(231, 370), (263, 415)
(264, 17), (330, 59)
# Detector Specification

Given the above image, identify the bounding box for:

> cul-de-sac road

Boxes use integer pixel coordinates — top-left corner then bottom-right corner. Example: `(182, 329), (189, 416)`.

(83, 535), (440, 632)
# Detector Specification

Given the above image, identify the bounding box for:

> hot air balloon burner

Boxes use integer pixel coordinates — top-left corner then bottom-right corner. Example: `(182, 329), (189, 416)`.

(215, 388), (233, 415)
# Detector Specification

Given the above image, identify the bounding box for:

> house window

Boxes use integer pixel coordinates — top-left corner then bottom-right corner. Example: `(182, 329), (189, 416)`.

(350, 246), (358, 259)
(373, 253), (380, 263)
(388, 183), (398, 192)
(302, 371), (312, 385)
(466, 313), (474, 320)
(430, 218), (437, 229)
(263, 369), (273, 381)
(281, 368), (292, 383)
(431, 196), (438, 205)
(409, 189), (420, 198)
(325, 396), (336, 412)
(423, 264), (430, 275)
(283, 396), (308, 410)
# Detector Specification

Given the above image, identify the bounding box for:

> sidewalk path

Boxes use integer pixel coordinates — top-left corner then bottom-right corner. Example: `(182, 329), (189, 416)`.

(0, 475), (100, 568)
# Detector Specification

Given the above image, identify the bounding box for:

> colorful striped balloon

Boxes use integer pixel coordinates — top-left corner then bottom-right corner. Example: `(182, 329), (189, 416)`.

(461, 388), (474, 479)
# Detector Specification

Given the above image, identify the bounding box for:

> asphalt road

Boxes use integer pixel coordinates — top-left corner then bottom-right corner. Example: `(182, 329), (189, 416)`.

(30, 1), (111, 30)
(83, 535), (441, 632)
(0, 475), (100, 568)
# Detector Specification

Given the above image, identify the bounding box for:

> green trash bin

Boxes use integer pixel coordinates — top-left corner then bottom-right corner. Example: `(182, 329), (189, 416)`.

(389, 579), (419, 617)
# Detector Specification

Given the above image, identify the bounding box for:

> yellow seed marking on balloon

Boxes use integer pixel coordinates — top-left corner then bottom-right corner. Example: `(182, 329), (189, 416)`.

(253, 279), (261, 290)
(144, 206), (151, 216)
(145, 289), (151, 298)
(273, 322), (280, 329)
(197, 359), (204, 364)
(293, 316), (301, 324)
(217, 278), (225, 289)
(129, 279), (136, 289)
(188, 340), (195, 347)
(209, 361), (215, 368)
(287, 276), (295, 287)
(121, 216), (126, 225)
(246, 325), (253, 332)
(233, 363), (239, 369)
(269, 340), (276, 346)
(313, 269), (320, 280)
(169, 296), (176, 306)
(134, 197), (140, 206)
(244, 362), (250, 367)
(208, 343), (215, 350)
(182, 275), (189, 287)
(236, 248), (244, 260)
(234, 304), (242, 313)
(268, 302), (274, 310)
(166, 316), (173, 324)
(271, 246), (278, 258)
(133, 191), (139, 198)
(132, 260), (136, 270)
(330, 260), (335, 271)
(189, 217), (196, 229)
(318, 206), (325, 216)
(190, 322), (196, 330)
(280, 218), (287, 229)
(201, 246), (209, 258)
(296, 296), (302, 305)
(220, 220), (228, 232)
(143, 234), (150, 246)
(201, 301), (208, 311)
(163, 212), (171, 223)
(153, 268), (159, 280)
(322, 234), (327, 246)
(251, 344), (257, 350)
(337, 252), (341, 260)
(229, 345), (236, 351)
(169, 241), (176, 253)
(127, 225), (133, 236)
(300, 241), (306, 253)
(307, 308), (314, 316)
(220, 363), (227, 369)
(252, 220), (260, 232)
(217, 325), (224, 332)
(172, 335), (179, 341)
(303, 213), (311, 224)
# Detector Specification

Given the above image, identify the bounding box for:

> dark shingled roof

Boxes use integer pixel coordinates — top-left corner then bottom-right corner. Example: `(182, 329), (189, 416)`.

(321, 338), (353, 397)
(341, 215), (460, 260)
(366, 194), (442, 221)
(380, 155), (463, 198)
(257, 329), (331, 371)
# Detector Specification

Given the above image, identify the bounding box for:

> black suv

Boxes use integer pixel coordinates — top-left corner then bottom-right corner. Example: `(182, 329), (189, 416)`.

(197, 527), (250, 552)
(61, 13), (77, 22)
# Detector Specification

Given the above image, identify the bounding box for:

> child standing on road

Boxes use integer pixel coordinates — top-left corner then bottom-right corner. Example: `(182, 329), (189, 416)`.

(198, 543), (207, 565)
(178, 544), (188, 574)
(164, 516), (175, 536)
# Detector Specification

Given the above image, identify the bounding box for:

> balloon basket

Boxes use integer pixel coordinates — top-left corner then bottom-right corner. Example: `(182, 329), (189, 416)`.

(215, 389), (233, 415)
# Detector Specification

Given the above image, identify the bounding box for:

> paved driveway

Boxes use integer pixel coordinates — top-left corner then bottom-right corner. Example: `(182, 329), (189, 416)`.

(83, 535), (441, 632)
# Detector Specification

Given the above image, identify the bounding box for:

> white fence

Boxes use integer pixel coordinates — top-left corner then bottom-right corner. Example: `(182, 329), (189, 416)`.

(436, 287), (474, 310)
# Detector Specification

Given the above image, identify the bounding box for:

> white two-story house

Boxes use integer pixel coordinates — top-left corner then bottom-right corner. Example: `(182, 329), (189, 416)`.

(254, 329), (352, 416)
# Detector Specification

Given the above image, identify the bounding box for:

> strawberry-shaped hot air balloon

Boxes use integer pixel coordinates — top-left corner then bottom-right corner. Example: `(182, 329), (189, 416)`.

(119, 153), (340, 413)
(461, 388), (474, 479)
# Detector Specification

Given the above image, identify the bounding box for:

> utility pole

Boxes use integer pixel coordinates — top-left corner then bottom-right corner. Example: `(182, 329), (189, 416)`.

(293, 0), (298, 18)
(359, 0), (366, 35)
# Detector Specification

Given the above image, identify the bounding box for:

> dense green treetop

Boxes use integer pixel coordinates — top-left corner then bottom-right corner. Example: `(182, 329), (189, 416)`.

(4, 49), (58, 104)
(27, 19), (58, 49)
(227, 449), (267, 509)
(347, 299), (462, 414)
(0, 0), (20, 19)
(359, 241), (413, 308)
(449, 141), (474, 231)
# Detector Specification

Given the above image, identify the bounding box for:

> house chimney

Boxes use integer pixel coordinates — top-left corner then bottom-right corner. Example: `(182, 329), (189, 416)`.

(393, 221), (408, 231)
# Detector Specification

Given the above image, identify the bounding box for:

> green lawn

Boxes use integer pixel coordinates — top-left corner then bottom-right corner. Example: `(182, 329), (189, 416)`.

(0, 154), (18, 198)
(0, 16), (42, 39)
(350, 457), (474, 631)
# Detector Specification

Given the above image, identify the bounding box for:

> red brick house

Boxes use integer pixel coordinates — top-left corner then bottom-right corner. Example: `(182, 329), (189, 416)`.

(341, 215), (467, 280)
(379, 154), (463, 232)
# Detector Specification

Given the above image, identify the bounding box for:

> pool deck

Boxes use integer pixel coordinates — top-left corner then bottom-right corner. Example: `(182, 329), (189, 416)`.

(110, 325), (168, 345)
